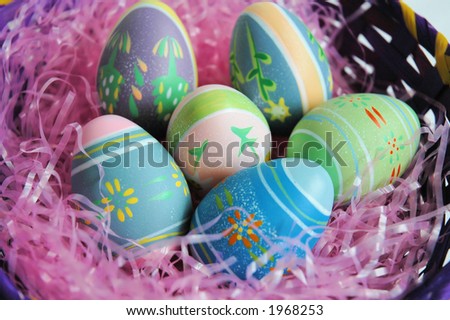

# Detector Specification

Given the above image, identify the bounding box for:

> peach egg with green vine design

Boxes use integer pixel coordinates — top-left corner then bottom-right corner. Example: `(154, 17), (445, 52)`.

(71, 115), (192, 255)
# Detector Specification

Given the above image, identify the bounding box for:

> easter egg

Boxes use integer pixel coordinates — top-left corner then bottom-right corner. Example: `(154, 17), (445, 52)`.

(190, 158), (334, 280)
(71, 115), (192, 254)
(229, 2), (332, 136)
(167, 84), (272, 195)
(287, 93), (421, 201)
(97, 0), (197, 139)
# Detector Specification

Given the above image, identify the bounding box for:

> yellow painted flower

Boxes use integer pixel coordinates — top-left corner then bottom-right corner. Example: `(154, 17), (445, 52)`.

(101, 178), (138, 223)
(263, 97), (291, 122)
(170, 161), (190, 197)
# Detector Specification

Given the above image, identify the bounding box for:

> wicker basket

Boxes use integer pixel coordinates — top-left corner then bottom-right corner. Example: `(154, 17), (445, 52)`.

(0, 0), (449, 299)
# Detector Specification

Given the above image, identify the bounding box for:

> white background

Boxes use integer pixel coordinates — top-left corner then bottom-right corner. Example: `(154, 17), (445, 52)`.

(404, 0), (450, 39)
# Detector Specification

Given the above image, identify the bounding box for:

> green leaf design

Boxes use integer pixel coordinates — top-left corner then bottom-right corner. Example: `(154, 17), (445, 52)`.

(246, 68), (258, 81)
(148, 175), (168, 184)
(249, 250), (259, 262)
(318, 46), (326, 62)
(224, 188), (233, 206)
(109, 32), (119, 48)
(244, 22), (277, 103)
(308, 30), (315, 43)
(255, 52), (272, 64)
(156, 37), (169, 57)
(215, 195), (224, 211)
(261, 78), (276, 89)
(150, 190), (173, 201)
(129, 95), (139, 118)
(134, 64), (144, 86)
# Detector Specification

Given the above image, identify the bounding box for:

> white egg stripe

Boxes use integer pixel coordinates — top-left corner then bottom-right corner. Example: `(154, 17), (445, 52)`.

(120, 216), (191, 249)
(313, 107), (375, 191)
(276, 7), (328, 105)
(281, 160), (331, 216)
(257, 165), (322, 237)
(401, 100), (421, 129)
(80, 127), (153, 152)
(168, 85), (245, 130)
(290, 128), (344, 197)
(173, 108), (270, 152)
(245, 12), (309, 110)
(71, 137), (157, 177)
(376, 95), (416, 159)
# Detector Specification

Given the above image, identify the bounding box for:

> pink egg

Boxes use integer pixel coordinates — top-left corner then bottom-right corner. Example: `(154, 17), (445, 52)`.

(167, 85), (272, 195)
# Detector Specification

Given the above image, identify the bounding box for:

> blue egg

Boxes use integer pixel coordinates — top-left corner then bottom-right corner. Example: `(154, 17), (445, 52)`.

(71, 115), (192, 256)
(230, 2), (333, 136)
(190, 158), (334, 280)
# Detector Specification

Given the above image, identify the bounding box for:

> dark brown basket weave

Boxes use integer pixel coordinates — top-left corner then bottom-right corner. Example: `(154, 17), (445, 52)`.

(316, 0), (449, 297)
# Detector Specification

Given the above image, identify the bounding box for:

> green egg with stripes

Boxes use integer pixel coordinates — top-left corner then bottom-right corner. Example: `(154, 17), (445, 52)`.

(71, 115), (192, 256)
(287, 93), (420, 201)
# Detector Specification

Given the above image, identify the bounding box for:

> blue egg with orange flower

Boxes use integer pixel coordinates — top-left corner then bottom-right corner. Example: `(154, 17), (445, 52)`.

(190, 158), (333, 280)
(71, 115), (192, 256)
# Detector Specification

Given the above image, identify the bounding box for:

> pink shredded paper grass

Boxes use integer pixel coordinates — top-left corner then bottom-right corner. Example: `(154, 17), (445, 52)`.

(0, 0), (449, 299)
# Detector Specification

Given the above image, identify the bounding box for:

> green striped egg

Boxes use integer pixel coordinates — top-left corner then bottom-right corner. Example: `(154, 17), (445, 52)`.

(287, 93), (420, 201)
(167, 84), (272, 195)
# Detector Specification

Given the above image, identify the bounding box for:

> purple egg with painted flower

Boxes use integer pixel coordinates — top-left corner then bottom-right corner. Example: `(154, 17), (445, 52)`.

(97, 0), (198, 139)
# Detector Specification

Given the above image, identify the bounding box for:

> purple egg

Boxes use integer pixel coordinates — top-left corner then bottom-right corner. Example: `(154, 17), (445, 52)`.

(97, 0), (198, 139)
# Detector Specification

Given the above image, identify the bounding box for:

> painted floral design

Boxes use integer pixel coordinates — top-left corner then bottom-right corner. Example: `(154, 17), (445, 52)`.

(365, 105), (387, 128)
(229, 23), (291, 123)
(222, 209), (262, 249)
(170, 161), (190, 197)
(231, 126), (259, 159)
(245, 24), (276, 102)
(308, 30), (327, 62)
(385, 132), (405, 163)
(375, 131), (405, 184)
(189, 139), (209, 170)
(263, 97), (291, 123)
(101, 178), (138, 223)
(151, 36), (189, 121)
(215, 188), (272, 265)
(98, 46), (124, 114)
(109, 31), (132, 54)
(98, 31), (132, 114)
(128, 58), (149, 117)
(376, 131), (405, 163)
(98, 30), (147, 117)
(332, 94), (371, 108)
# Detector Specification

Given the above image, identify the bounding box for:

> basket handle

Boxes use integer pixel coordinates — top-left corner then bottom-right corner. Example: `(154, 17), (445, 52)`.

(386, 0), (450, 86)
